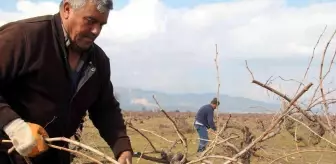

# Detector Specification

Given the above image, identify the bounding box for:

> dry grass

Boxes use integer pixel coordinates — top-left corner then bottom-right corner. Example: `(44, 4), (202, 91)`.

(70, 111), (336, 164)
(69, 27), (336, 164)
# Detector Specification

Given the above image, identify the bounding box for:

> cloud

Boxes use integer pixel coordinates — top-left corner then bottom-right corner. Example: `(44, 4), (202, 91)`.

(1, 0), (336, 103)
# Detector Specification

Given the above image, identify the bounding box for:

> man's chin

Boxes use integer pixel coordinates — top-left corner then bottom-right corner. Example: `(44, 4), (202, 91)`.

(72, 43), (93, 52)
(80, 44), (93, 50)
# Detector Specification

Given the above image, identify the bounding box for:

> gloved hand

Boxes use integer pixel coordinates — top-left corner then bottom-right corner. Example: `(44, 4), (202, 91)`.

(3, 118), (49, 157)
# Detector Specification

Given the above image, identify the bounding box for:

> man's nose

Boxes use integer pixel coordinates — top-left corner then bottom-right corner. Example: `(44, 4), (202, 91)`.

(91, 25), (101, 36)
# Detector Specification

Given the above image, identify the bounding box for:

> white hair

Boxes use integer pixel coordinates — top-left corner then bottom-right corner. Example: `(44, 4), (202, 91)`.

(60, 0), (113, 13)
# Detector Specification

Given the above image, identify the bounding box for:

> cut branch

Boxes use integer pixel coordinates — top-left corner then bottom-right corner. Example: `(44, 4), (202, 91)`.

(139, 128), (175, 143)
(214, 43), (221, 127)
(269, 149), (336, 164)
(2, 137), (119, 164)
(223, 78), (313, 163)
(319, 28), (336, 129)
(127, 123), (158, 153)
(245, 60), (335, 137)
(153, 95), (188, 163)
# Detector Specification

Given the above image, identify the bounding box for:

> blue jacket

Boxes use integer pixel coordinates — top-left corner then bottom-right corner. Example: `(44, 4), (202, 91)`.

(195, 104), (217, 131)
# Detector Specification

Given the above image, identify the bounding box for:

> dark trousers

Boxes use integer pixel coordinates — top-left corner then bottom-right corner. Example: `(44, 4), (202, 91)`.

(194, 124), (209, 152)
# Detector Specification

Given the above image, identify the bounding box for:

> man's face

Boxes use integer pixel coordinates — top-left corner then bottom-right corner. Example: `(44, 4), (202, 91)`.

(62, 1), (109, 51)
(211, 104), (217, 109)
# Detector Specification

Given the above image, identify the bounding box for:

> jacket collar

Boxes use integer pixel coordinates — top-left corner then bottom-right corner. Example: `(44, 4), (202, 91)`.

(52, 12), (67, 50)
(52, 12), (96, 66)
(52, 12), (95, 52)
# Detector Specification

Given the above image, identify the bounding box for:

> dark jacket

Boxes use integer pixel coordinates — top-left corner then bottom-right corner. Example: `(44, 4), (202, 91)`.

(0, 13), (132, 163)
(195, 104), (217, 131)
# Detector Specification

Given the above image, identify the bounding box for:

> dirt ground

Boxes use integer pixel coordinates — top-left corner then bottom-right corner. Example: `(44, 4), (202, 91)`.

(70, 111), (336, 164)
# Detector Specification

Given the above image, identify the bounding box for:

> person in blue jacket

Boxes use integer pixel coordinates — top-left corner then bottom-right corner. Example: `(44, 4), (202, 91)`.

(194, 98), (219, 152)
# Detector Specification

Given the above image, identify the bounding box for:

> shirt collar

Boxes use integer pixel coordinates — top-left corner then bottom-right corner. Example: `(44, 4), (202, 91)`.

(61, 24), (71, 47)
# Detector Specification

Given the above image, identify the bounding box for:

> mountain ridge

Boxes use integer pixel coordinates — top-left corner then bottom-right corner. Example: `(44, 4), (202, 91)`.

(114, 87), (280, 113)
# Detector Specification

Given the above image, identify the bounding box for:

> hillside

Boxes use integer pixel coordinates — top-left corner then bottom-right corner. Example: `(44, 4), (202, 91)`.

(114, 87), (280, 113)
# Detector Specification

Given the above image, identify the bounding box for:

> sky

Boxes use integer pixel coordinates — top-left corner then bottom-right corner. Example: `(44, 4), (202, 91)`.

(1, 0), (336, 107)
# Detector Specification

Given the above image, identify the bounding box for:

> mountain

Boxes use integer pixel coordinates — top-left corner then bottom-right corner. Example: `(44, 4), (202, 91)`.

(114, 87), (280, 113)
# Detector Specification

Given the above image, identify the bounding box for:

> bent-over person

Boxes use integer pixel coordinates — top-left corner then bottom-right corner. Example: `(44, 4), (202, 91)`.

(0, 0), (133, 164)
(194, 98), (219, 152)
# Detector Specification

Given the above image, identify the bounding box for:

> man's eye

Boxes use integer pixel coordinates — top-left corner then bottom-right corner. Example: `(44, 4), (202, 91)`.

(86, 18), (94, 24)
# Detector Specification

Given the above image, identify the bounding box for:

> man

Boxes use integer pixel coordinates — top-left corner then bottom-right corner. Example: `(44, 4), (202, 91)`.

(194, 98), (219, 152)
(0, 0), (133, 163)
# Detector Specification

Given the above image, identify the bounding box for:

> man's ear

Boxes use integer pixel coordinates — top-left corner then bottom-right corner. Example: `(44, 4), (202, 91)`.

(62, 1), (71, 19)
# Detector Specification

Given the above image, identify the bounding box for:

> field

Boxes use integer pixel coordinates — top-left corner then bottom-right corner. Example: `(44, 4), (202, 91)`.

(70, 110), (336, 164)
(63, 23), (336, 164)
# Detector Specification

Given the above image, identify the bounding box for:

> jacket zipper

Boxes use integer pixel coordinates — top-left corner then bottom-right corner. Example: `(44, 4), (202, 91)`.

(62, 60), (96, 139)
(71, 61), (96, 101)
(62, 51), (96, 136)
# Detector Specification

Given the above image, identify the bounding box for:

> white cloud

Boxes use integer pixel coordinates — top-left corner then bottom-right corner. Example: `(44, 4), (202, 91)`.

(1, 0), (336, 102)
(16, 1), (59, 15)
(101, 0), (168, 42)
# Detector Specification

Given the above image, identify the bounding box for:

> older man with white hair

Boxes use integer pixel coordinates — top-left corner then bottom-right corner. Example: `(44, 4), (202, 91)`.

(0, 0), (133, 163)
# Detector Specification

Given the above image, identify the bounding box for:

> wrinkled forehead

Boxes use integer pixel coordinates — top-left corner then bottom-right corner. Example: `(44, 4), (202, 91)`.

(74, 1), (110, 22)
(61, 0), (113, 13)
(84, 1), (111, 13)
(75, 1), (109, 12)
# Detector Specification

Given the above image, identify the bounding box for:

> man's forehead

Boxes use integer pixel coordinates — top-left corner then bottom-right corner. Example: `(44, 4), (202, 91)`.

(75, 2), (109, 21)
(75, 0), (109, 13)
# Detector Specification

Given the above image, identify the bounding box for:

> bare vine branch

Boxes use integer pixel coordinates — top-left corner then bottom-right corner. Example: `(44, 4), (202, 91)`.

(153, 95), (188, 163)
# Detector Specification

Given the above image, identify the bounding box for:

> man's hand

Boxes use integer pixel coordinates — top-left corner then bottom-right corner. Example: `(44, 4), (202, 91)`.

(208, 129), (217, 135)
(3, 118), (49, 157)
(117, 151), (132, 164)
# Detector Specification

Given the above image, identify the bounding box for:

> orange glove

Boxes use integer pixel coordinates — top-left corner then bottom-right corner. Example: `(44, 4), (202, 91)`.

(27, 122), (49, 157)
(3, 118), (49, 157)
